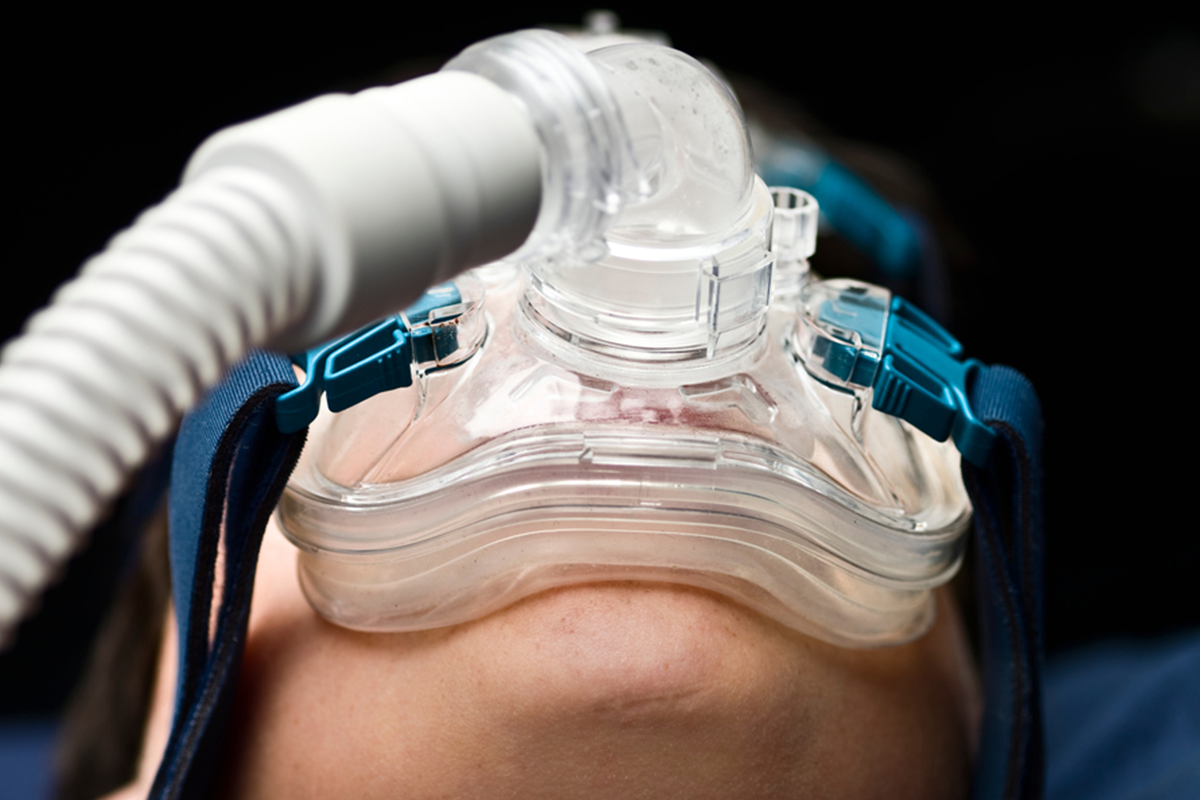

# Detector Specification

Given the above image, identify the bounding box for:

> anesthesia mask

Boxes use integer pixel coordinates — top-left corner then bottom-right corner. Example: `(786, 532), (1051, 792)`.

(273, 30), (991, 649)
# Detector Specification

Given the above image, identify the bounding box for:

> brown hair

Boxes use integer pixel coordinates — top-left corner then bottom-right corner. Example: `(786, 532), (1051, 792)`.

(53, 510), (170, 800)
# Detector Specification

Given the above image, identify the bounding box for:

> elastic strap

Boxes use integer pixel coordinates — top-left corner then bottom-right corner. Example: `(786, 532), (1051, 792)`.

(150, 352), (304, 800)
(964, 365), (1046, 800)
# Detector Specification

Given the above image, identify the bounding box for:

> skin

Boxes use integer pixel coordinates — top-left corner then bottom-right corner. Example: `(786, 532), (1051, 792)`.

(108, 520), (980, 800)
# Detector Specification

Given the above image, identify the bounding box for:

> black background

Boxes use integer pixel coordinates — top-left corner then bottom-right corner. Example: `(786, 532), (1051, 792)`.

(3, 4), (1196, 717)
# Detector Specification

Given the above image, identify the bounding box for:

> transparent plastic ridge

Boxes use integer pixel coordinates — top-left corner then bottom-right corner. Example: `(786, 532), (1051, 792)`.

(279, 264), (971, 648)
(278, 31), (973, 648)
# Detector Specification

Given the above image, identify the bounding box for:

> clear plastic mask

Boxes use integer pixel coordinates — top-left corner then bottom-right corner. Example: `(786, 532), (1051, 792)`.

(276, 31), (971, 649)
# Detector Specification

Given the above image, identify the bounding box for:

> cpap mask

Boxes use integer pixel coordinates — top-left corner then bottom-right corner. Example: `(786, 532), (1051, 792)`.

(270, 30), (991, 649)
(0, 25), (1043, 799)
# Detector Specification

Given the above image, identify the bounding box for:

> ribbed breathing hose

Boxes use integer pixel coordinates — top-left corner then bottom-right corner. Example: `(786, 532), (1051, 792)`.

(0, 166), (318, 645)
(0, 65), (546, 646)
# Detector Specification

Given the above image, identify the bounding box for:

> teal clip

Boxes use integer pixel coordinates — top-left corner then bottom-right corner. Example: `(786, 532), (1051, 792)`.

(275, 284), (463, 434)
(816, 290), (996, 466)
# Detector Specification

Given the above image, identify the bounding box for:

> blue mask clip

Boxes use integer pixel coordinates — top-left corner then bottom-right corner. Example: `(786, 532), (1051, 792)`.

(275, 283), (466, 434)
(797, 279), (996, 466)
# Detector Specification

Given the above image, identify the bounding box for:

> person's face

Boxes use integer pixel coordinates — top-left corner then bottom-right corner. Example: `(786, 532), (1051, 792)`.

(114, 517), (980, 800)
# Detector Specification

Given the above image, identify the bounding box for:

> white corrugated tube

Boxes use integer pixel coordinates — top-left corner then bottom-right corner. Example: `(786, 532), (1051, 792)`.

(0, 166), (316, 644)
(0, 66), (546, 647)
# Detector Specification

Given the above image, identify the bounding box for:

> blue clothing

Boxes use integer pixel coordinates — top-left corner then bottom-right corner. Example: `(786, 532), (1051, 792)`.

(0, 717), (56, 800)
(1044, 630), (1200, 800)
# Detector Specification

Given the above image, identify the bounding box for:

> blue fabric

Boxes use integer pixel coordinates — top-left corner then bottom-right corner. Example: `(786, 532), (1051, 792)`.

(963, 365), (1046, 800)
(1044, 631), (1200, 800)
(0, 717), (57, 800)
(153, 352), (304, 800)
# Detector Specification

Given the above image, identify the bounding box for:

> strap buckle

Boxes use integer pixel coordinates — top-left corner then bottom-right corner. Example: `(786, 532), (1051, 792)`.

(795, 278), (996, 466)
(275, 284), (467, 433)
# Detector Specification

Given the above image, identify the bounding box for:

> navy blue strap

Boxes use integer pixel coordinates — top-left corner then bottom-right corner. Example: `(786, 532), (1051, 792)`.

(151, 352), (304, 800)
(963, 365), (1046, 800)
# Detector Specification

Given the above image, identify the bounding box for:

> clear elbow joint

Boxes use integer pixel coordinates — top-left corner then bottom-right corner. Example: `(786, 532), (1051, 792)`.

(446, 31), (771, 381)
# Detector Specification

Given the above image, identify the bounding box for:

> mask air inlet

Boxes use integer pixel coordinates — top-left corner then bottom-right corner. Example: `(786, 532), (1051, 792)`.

(449, 33), (776, 383)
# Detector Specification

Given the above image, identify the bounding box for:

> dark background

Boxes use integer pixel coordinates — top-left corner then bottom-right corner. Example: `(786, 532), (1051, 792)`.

(3, 5), (1196, 718)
